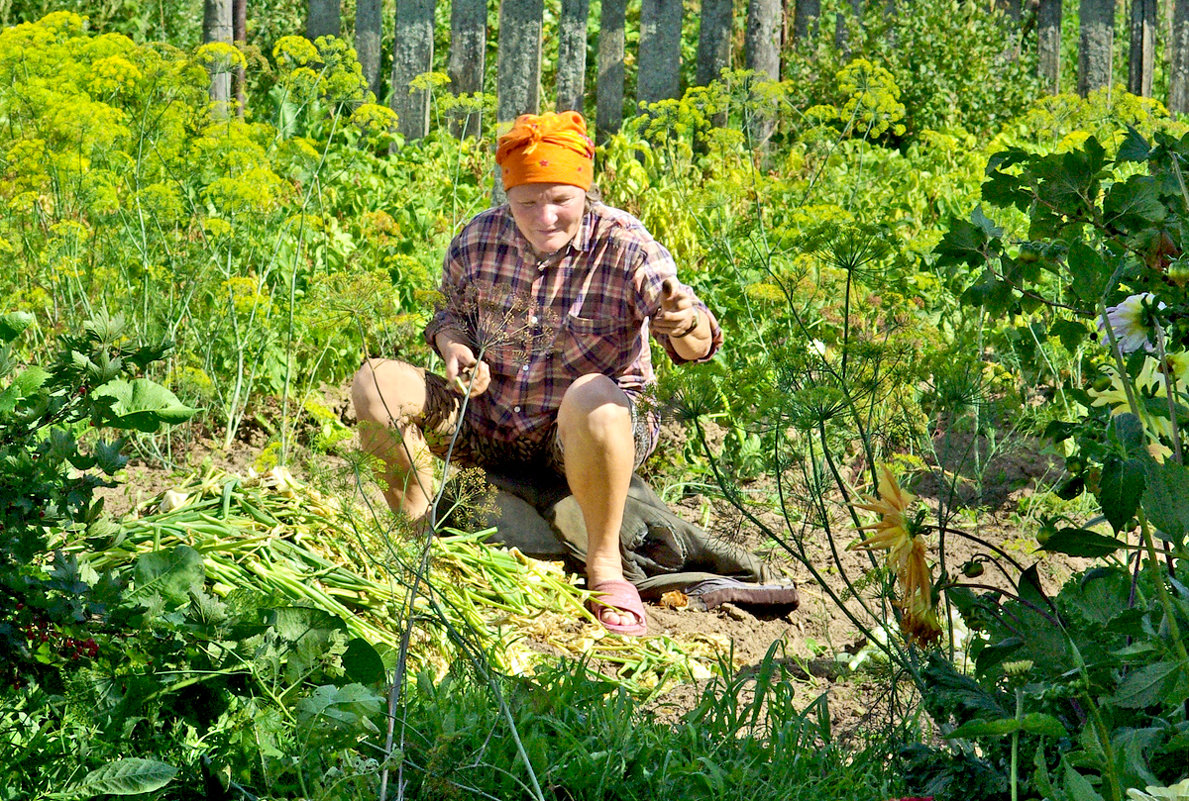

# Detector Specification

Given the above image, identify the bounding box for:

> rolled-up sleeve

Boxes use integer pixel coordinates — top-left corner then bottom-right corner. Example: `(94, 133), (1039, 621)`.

(423, 239), (467, 357)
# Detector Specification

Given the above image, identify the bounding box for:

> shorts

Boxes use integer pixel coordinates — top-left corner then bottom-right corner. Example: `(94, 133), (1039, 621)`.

(416, 371), (656, 474)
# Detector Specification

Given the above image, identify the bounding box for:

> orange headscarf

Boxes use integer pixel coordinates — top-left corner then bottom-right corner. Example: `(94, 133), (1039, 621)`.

(495, 111), (595, 191)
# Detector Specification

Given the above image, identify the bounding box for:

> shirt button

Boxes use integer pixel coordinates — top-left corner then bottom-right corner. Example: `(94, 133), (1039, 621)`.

(529, 315), (539, 324)
(521, 365), (529, 372)
(514, 406), (521, 413)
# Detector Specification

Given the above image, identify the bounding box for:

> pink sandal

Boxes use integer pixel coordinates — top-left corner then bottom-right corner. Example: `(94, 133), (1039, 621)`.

(587, 579), (648, 637)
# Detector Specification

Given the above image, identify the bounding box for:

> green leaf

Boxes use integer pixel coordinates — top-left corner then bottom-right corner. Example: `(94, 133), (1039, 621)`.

(1041, 528), (1127, 558)
(1067, 241), (1111, 303)
(1019, 712), (1070, 737)
(92, 378), (197, 432)
(1110, 413), (1146, 454)
(1100, 456), (1145, 533)
(0, 311), (34, 344)
(1050, 319), (1089, 353)
(1111, 661), (1184, 709)
(74, 758), (177, 796)
(946, 713), (1066, 739)
(1063, 762), (1105, 801)
(1142, 460), (1189, 541)
(131, 546), (205, 606)
(0, 365), (50, 415)
(1103, 175), (1166, 230)
(297, 683), (383, 731)
(936, 217), (993, 269)
(946, 717), (1020, 738)
(343, 637), (386, 685)
(1116, 127), (1151, 162)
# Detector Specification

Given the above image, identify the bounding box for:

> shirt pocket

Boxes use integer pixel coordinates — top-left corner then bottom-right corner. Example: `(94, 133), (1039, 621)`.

(559, 311), (631, 377)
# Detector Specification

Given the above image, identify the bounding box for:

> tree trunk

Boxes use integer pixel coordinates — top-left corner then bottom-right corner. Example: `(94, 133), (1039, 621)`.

(1129, 0), (1156, 96)
(696, 0), (733, 87)
(448, 0), (487, 137)
(793, 0), (821, 47)
(356, 0), (383, 101)
(203, 0), (233, 115)
(497, 0), (543, 122)
(556, 0), (589, 112)
(1171, 0), (1189, 113)
(307, 0), (341, 39)
(637, 0), (682, 106)
(596, 0), (626, 141)
(391, 0), (436, 140)
(1037, 0), (1061, 93)
(233, 0), (246, 116)
(1077, 0), (1115, 96)
(745, 0), (781, 147)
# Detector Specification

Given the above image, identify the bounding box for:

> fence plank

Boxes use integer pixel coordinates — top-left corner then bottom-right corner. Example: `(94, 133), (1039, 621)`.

(1129, 0), (1155, 96)
(696, 0), (733, 88)
(745, 0), (780, 146)
(637, 0), (683, 105)
(449, 0), (487, 137)
(392, 0), (436, 139)
(1172, 0), (1189, 113)
(1077, 0), (1114, 95)
(556, 0), (590, 112)
(497, 0), (544, 121)
(1037, 0), (1061, 93)
(356, 0), (383, 100)
(306, 0), (341, 38)
(203, 0), (233, 114)
(596, 0), (627, 141)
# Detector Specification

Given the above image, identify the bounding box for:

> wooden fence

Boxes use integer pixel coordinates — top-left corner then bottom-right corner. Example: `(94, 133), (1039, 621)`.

(199, 0), (1189, 140)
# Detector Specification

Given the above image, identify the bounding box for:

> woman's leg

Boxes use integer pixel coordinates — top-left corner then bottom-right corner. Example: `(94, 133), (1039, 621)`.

(351, 358), (435, 520)
(556, 374), (639, 629)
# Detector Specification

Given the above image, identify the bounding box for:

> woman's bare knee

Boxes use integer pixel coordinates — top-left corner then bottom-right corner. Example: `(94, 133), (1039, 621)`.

(351, 358), (426, 426)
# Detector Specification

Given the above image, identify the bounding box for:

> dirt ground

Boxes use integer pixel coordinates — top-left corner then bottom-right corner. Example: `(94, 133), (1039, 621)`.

(97, 389), (1093, 737)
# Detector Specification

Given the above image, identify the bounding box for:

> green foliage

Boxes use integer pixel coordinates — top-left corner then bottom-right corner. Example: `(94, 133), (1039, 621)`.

(0, 311), (192, 686)
(935, 122), (1189, 800)
(931, 563), (1189, 800)
(399, 652), (904, 800)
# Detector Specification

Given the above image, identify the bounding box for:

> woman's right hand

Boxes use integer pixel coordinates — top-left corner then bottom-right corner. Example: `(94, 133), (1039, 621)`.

(438, 336), (491, 397)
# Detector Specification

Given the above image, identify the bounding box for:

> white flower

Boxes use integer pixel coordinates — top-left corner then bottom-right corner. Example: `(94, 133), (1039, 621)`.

(1098, 293), (1167, 354)
(1126, 778), (1189, 801)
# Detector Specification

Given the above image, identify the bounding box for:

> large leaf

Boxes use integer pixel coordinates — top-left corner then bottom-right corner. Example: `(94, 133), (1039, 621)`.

(1103, 174), (1166, 230)
(1143, 460), (1189, 542)
(297, 683), (384, 731)
(343, 637), (386, 685)
(74, 758), (177, 796)
(92, 378), (196, 432)
(1041, 528), (1127, 558)
(131, 546), (205, 606)
(0, 365), (49, 416)
(1111, 661), (1185, 709)
(1100, 456), (1145, 533)
(0, 311), (34, 344)
(1066, 240), (1112, 303)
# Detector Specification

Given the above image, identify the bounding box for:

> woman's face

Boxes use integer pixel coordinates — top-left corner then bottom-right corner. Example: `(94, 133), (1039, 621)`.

(506, 182), (586, 258)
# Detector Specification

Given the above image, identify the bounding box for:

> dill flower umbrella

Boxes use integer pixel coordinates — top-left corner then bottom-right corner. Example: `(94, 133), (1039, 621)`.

(849, 465), (941, 647)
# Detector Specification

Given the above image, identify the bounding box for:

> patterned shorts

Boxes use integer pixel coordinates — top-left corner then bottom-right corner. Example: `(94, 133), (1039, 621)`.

(416, 371), (656, 474)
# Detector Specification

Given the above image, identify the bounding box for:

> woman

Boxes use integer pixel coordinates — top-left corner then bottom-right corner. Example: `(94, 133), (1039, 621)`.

(352, 111), (722, 636)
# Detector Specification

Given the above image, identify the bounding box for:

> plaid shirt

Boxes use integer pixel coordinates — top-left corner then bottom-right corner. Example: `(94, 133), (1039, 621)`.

(424, 202), (722, 448)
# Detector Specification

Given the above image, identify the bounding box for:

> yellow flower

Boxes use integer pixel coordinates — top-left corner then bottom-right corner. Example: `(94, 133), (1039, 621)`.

(850, 465), (940, 647)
